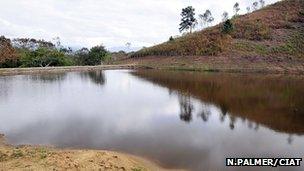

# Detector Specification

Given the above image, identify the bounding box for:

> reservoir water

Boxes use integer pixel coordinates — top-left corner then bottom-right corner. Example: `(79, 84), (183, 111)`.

(0, 70), (303, 171)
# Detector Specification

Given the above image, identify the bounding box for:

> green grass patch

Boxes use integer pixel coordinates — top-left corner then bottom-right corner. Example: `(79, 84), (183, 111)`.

(234, 41), (269, 55)
(271, 29), (304, 57)
(11, 149), (24, 159)
(0, 151), (8, 162)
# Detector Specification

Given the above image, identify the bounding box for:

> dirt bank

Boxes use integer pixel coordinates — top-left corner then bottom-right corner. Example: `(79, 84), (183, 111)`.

(114, 56), (304, 74)
(0, 134), (174, 171)
(0, 65), (144, 76)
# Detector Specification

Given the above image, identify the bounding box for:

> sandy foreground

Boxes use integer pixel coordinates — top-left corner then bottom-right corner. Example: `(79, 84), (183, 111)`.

(0, 134), (180, 171)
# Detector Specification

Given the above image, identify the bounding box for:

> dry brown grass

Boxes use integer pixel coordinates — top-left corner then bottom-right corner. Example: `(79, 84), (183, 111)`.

(131, 0), (304, 59)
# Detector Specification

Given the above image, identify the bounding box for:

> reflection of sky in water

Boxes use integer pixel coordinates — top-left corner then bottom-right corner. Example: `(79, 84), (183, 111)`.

(0, 70), (303, 171)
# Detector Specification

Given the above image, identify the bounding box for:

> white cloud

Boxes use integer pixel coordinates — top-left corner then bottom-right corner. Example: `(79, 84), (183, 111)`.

(0, 0), (280, 50)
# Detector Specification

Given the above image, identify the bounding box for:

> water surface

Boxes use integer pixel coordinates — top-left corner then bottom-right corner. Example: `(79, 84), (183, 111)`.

(0, 70), (303, 171)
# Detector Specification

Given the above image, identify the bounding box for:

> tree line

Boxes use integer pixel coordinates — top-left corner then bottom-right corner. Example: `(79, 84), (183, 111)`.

(0, 36), (111, 68)
(179, 0), (266, 33)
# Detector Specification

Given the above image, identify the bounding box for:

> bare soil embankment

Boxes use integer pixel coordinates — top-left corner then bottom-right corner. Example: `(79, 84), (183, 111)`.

(115, 55), (304, 74)
(0, 65), (142, 76)
(0, 134), (176, 171)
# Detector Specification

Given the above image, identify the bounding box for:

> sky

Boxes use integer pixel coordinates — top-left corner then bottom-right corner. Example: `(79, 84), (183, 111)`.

(0, 0), (280, 52)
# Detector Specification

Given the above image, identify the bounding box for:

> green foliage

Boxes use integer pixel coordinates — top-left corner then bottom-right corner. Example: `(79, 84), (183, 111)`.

(88, 45), (108, 65)
(20, 48), (73, 67)
(11, 149), (24, 158)
(179, 6), (197, 33)
(221, 19), (234, 34)
(0, 59), (21, 68)
(0, 151), (8, 162)
(75, 45), (109, 66)
(131, 167), (144, 171)
(271, 29), (304, 57)
(37, 148), (49, 159)
(234, 41), (269, 55)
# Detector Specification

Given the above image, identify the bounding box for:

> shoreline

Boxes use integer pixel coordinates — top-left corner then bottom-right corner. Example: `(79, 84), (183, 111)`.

(1, 61), (304, 76)
(114, 55), (304, 75)
(0, 134), (175, 170)
(0, 65), (141, 76)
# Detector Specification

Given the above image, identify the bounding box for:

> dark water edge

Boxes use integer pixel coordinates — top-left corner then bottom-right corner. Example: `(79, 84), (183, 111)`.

(0, 70), (303, 171)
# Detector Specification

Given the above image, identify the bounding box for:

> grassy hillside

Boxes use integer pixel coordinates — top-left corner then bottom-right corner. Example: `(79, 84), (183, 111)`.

(131, 0), (304, 59)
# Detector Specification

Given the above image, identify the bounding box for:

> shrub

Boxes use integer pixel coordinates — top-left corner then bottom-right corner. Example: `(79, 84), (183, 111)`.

(75, 45), (109, 66)
(233, 19), (271, 40)
(131, 30), (232, 57)
(88, 45), (108, 65)
(0, 36), (20, 68)
(20, 48), (73, 67)
(221, 19), (234, 34)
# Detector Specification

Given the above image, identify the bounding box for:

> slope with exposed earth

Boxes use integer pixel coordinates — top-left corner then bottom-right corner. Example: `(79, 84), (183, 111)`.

(117, 0), (304, 74)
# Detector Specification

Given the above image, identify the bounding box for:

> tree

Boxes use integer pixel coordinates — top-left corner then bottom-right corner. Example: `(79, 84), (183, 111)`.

(199, 10), (214, 28)
(179, 6), (197, 33)
(246, 6), (251, 13)
(169, 36), (174, 41)
(259, 0), (265, 8)
(222, 11), (229, 22)
(233, 2), (240, 16)
(20, 48), (72, 67)
(125, 42), (131, 50)
(12, 38), (55, 50)
(222, 19), (234, 34)
(0, 36), (19, 68)
(85, 45), (108, 66)
(252, 2), (259, 11)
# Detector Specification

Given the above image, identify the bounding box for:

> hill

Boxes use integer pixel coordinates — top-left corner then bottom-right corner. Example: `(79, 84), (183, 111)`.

(118, 0), (304, 73)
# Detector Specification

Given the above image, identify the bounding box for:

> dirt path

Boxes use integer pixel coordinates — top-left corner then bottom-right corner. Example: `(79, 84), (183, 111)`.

(0, 134), (178, 171)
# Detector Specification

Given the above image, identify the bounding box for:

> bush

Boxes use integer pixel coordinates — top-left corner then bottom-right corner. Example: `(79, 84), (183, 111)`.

(20, 48), (73, 67)
(233, 19), (271, 40)
(0, 36), (20, 68)
(222, 19), (234, 34)
(75, 45), (110, 66)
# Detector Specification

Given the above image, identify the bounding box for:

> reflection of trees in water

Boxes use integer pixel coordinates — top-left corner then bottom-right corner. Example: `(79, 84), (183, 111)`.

(229, 115), (236, 130)
(177, 92), (263, 133)
(178, 93), (193, 123)
(287, 134), (294, 145)
(133, 70), (304, 136)
(199, 104), (211, 122)
(29, 73), (67, 83)
(80, 70), (106, 86)
(0, 77), (10, 100)
(219, 104), (228, 123)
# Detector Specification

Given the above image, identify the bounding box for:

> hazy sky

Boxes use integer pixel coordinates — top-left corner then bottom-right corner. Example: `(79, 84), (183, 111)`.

(0, 0), (280, 51)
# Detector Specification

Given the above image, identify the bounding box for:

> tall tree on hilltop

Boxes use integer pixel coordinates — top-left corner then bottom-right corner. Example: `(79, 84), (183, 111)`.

(199, 10), (214, 28)
(222, 11), (229, 22)
(246, 6), (251, 13)
(179, 6), (197, 33)
(252, 1), (259, 11)
(233, 2), (240, 16)
(125, 42), (131, 50)
(259, 0), (266, 8)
